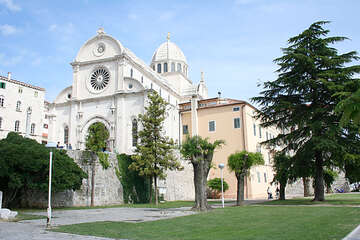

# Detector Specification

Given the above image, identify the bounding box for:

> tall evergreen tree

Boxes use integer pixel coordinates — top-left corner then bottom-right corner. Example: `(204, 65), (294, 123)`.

(252, 21), (360, 201)
(129, 90), (182, 205)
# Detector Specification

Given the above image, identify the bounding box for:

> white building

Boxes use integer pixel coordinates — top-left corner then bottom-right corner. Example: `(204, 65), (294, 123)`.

(48, 28), (208, 153)
(0, 72), (46, 142)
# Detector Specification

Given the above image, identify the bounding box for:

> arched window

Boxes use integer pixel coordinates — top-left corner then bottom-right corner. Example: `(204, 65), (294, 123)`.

(15, 120), (20, 132)
(132, 119), (138, 147)
(157, 63), (161, 73)
(64, 126), (69, 145)
(0, 117), (2, 129)
(130, 68), (133, 78)
(177, 63), (182, 72)
(171, 63), (175, 72)
(30, 123), (35, 135)
(16, 101), (21, 111)
(141, 76), (144, 83)
(164, 63), (168, 73)
(0, 96), (4, 107)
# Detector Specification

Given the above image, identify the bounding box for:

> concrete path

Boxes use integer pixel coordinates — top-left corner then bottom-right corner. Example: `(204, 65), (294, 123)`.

(343, 225), (360, 240)
(0, 207), (195, 240)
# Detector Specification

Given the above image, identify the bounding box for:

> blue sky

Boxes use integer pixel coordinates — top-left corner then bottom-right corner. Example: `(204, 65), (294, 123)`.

(1, 0), (359, 103)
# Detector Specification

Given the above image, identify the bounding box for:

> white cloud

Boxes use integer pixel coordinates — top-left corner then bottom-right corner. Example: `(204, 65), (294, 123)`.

(48, 22), (75, 42)
(0, 0), (21, 12)
(0, 24), (18, 36)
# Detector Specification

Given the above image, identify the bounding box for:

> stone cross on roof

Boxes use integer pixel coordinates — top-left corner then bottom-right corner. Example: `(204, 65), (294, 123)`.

(97, 27), (105, 35)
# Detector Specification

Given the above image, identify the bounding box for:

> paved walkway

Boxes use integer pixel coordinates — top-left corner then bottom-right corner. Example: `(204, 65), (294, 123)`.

(0, 207), (195, 240)
(343, 225), (360, 240)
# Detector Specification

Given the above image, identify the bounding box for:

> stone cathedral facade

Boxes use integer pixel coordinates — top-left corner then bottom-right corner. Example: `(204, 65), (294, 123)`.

(48, 28), (207, 154)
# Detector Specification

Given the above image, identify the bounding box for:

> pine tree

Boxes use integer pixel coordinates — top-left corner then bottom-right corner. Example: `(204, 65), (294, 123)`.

(252, 21), (360, 201)
(129, 90), (183, 205)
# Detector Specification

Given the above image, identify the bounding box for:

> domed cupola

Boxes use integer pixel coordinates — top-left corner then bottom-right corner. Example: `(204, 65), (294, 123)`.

(151, 33), (189, 77)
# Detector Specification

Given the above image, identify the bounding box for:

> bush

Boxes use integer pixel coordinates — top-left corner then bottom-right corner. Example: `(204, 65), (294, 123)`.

(207, 178), (229, 199)
(0, 132), (87, 208)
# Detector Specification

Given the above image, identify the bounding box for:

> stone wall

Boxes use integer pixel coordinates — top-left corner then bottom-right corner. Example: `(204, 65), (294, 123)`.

(158, 151), (195, 201)
(24, 150), (123, 208)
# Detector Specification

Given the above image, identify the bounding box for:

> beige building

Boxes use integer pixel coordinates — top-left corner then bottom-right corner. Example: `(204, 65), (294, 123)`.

(0, 72), (46, 143)
(180, 96), (280, 199)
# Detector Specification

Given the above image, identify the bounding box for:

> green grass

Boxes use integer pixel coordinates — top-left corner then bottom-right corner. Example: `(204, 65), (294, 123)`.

(54, 205), (360, 240)
(261, 193), (360, 206)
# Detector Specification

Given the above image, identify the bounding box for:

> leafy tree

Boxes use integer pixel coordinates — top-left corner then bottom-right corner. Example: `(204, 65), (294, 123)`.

(180, 135), (224, 211)
(228, 151), (264, 205)
(86, 122), (109, 152)
(0, 132), (87, 208)
(252, 21), (360, 201)
(85, 122), (109, 206)
(129, 91), (182, 205)
(207, 178), (229, 199)
(272, 153), (292, 200)
(323, 168), (338, 193)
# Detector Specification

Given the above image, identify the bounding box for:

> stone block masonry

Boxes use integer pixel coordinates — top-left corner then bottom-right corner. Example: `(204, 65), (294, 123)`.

(24, 150), (123, 208)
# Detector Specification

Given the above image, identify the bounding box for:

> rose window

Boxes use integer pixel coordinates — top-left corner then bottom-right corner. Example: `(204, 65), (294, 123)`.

(90, 68), (110, 91)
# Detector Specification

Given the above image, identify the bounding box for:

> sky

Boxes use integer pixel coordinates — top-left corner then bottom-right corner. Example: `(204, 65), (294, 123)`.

(1, 0), (360, 103)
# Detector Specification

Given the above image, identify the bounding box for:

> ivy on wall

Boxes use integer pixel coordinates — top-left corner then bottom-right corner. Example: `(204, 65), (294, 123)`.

(115, 154), (150, 203)
(97, 152), (110, 169)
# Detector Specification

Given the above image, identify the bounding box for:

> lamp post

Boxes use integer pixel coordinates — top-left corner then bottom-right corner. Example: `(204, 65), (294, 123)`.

(45, 141), (56, 228)
(218, 163), (225, 208)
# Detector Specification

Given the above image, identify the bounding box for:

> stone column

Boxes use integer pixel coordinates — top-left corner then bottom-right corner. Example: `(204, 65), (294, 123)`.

(191, 95), (198, 136)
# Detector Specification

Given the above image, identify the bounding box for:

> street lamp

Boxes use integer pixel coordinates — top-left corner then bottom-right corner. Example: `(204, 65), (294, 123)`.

(45, 141), (56, 228)
(218, 163), (225, 208)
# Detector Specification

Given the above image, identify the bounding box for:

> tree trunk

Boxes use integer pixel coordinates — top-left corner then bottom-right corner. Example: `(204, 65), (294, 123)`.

(91, 156), (96, 207)
(280, 182), (286, 200)
(303, 177), (311, 197)
(154, 175), (158, 206)
(236, 173), (245, 206)
(192, 159), (211, 211)
(313, 152), (325, 201)
(149, 177), (153, 204)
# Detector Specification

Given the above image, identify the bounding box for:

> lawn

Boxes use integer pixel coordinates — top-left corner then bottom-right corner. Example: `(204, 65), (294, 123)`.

(54, 205), (360, 240)
(261, 193), (360, 206)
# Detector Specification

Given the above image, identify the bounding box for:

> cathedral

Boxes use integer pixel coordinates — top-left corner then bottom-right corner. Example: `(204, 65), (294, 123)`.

(48, 28), (208, 152)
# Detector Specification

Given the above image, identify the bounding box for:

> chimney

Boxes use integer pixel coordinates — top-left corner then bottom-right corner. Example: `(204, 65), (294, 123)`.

(218, 91), (221, 99)
(7, 72), (11, 80)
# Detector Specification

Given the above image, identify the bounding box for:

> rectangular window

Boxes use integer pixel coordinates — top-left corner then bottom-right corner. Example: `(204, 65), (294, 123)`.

(234, 118), (240, 128)
(233, 106), (240, 111)
(183, 125), (189, 134)
(253, 124), (256, 136)
(0, 82), (5, 89)
(266, 132), (269, 140)
(257, 172), (261, 183)
(259, 126), (262, 138)
(209, 121), (215, 132)
(34, 91), (38, 97)
(18, 87), (23, 94)
(264, 173), (267, 183)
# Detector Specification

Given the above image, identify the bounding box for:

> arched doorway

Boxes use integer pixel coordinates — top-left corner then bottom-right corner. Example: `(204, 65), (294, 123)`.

(81, 116), (112, 152)
(86, 122), (110, 152)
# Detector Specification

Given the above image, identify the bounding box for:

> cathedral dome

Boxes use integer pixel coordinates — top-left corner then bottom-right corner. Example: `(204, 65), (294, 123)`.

(151, 40), (187, 64)
(151, 33), (188, 77)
